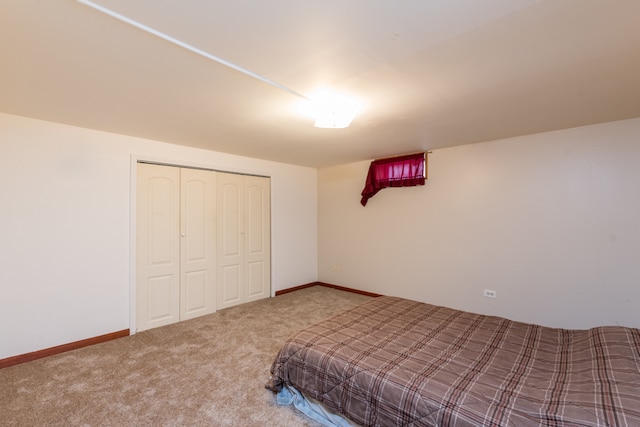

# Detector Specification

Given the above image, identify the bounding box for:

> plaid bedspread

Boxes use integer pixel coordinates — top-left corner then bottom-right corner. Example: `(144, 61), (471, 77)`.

(267, 296), (640, 426)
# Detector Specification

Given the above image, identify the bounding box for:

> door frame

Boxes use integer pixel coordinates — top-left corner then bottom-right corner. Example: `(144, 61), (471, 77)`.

(128, 154), (273, 334)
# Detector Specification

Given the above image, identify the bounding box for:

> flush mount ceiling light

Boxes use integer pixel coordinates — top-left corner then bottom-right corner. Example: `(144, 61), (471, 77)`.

(77, 0), (361, 128)
(311, 91), (361, 129)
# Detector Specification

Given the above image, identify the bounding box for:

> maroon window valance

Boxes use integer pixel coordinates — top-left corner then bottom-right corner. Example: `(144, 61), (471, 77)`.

(360, 152), (426, 206)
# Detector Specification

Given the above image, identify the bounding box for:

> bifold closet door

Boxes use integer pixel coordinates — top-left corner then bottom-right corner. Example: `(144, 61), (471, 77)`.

(217, 172), (270, 309)
(136, 163), (181, 331)
(179, 168), (217, 321)
(136, 163), (216, 332)
(244, 175), (271, 303)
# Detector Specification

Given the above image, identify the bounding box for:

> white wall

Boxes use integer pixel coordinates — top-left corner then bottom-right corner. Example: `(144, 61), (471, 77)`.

(0, 112), (317, 359)
(319, 118), (640, 329)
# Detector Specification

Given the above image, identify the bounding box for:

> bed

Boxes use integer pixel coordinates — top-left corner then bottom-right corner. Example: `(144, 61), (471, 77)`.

(266, 296), (640, 426)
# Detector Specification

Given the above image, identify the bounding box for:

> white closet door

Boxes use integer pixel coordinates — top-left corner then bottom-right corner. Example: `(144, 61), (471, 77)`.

(136, 163), (181, 332)
(180, 168), (217, 320)
(244, 175), (270, 302)
(137, 165), (269, 325)
(217, 172), (245, 309)
(217, 173), (270, 309)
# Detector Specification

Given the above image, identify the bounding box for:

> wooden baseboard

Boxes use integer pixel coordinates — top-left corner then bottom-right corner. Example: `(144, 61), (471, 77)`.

(0, 329), (130, 369)
(274, 282), (320, 296)
(275, 282), (383, 298)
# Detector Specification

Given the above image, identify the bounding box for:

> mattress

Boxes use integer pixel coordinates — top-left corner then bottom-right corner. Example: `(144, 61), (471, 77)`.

(267, 296), (640, 426)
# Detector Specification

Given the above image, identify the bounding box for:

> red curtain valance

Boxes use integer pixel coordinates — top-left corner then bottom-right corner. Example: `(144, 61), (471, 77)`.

(360, 152), (426, 206)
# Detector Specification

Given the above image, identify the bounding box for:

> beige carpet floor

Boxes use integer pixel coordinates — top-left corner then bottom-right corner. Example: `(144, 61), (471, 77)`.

(0, 286), (372, 426)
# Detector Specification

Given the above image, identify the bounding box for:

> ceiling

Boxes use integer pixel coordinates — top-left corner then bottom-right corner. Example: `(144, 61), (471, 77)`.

(2, 0), (640, 168)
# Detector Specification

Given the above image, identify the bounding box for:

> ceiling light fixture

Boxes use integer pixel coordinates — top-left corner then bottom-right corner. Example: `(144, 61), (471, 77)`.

(77, 0), (360, 128)
(311, 91), (361, 129)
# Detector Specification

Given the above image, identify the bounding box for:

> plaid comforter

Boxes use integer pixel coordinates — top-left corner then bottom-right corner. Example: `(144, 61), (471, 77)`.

(267, 296), (640, 426)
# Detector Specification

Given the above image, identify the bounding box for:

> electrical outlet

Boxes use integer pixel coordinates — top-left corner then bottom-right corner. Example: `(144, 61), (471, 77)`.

(483, 289), (497, 298)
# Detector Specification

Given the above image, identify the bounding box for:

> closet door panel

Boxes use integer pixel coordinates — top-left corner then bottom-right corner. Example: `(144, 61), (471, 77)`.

(247, 261), (266, 298)
(136, 163), (181, 332)
(217, 173), (245, 309)
(221, 184), (241, 256)
(245, 176), (271, 302)
(147, 276), (174, 321)
(184, 271), (207, 313)
(221, 265), (241, 305)
(180, 168), (216, 320)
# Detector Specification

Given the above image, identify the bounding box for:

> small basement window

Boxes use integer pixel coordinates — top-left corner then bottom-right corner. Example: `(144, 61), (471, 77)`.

(360, 152), (427, 206)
